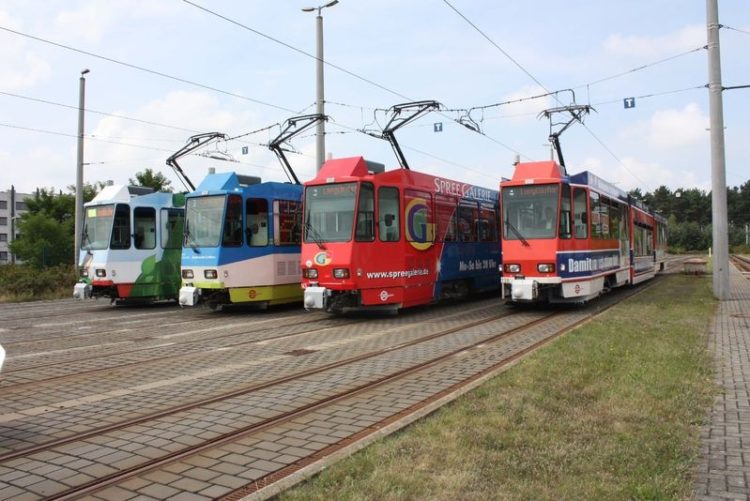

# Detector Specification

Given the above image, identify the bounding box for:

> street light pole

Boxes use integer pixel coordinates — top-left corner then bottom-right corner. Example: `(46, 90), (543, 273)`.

(74, 69), (89, 266)
(706, 0), (729, 300)
(302, 0), (338, 173)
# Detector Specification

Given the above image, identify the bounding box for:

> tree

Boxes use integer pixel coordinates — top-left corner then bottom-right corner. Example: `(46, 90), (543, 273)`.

(9, 213), (73, 267)
(129, 168), (172, 192)
(10, 182), (104, 268)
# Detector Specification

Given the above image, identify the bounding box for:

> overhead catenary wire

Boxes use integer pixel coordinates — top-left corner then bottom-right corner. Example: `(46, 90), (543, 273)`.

(180, 0), (412, 103)
(0, 25), (299, 114)
(572, 45), (707, 89)
(0, 90), (203, 134)
(442, 0), (648, 187)
(0, 122), (177, 153)
(0, 19), (528, 179)
(181, 0), (529, 161)
(722, 25), (750, 37)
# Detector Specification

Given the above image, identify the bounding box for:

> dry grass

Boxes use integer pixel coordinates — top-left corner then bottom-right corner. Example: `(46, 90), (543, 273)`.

(281, 274), (717, 500)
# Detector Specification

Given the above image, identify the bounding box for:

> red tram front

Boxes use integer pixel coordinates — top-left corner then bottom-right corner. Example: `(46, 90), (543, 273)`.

(500, 160), (665, 303)
(301, 156), (501, 313)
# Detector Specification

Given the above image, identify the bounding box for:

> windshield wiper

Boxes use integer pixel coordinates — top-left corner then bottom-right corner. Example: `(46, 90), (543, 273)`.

(184, 227), (200, 251)
(304, 219), (326, 250)
(504, 219), (530, 247)
(81, 226), (93, 252)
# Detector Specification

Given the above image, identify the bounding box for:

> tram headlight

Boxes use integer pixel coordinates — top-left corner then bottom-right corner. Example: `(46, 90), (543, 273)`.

(303, 268), (318, 279)
(333, 268), (350, 279)
(95, 269), (106, 278)
(537, 263), (556, 273)
(504, 264), (521, 274)
(182, 269), (194, 279)
(204, 269), (218, 279)
(80, 269), (89, 278)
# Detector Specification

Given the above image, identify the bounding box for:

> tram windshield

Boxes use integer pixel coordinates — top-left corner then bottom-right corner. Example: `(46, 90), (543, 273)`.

(304, 183), (357, 243)
(502, 184), (559, 240)
(185, 195), (225, 247)
(81, 204), (115, 250)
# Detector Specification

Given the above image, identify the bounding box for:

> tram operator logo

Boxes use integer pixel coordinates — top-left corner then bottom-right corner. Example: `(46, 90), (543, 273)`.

(405, 198), (434, 251)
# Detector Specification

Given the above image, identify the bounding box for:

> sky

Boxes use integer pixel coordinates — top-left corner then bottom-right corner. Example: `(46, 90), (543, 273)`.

(0, 0), (748, 196)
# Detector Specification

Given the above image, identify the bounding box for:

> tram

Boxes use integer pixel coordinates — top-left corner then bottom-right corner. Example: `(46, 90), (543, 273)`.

(301, 156), (501, 313)
(178, 172), (303, 309)
(73, 185), (185, 302)
(499, 160), (667, 303)
(177, 115), (323, 310)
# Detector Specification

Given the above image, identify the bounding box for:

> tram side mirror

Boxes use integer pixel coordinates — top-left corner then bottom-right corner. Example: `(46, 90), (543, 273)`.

(384, 214), (395, 227)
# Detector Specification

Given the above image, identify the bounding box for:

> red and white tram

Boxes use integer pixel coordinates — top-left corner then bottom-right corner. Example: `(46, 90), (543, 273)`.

(500, 160), (666, 303)
(301, 156), (501, 313)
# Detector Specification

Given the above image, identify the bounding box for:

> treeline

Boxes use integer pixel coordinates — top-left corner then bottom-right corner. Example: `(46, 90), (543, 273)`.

(5, 172), (749, 270)
(630, 181), (750, 252)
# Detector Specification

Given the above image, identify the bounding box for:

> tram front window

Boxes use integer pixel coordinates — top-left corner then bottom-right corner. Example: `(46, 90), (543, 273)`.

(81, 204), (115, 250)
(304, 183), (357, 243)
(502, 184), (559, 239)
(185, 195), (225, 247)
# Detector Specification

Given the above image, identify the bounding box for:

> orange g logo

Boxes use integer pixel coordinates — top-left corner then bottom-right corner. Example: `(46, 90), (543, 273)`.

(314, 251), (332, 266)
(405, 198), (434, 251)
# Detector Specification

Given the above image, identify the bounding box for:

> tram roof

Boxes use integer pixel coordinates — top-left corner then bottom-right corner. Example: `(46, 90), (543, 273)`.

(506, 161), (628, 202)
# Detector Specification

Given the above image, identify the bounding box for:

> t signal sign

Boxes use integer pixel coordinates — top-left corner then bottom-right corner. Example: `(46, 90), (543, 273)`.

(624, 97), (636, 109)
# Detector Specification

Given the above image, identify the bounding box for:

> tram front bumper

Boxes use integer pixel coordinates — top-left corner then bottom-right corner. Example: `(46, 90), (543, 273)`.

(505, 279), (539, 301)
(73, 282), (92, 300)
(304, 286), (327, 311)
(179, 286), (200, 307)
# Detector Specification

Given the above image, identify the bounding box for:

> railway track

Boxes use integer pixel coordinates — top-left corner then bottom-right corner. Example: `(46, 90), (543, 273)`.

(0, 274), (662, 500)
(730, 254), (750, 274)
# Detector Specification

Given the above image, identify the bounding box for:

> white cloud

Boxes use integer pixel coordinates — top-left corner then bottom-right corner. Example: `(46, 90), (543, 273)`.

(579, 155), (707, 193)
(501, 85), (553, 120)
(604, 25), (704, 58)
(52, 2), (182, 43)
(84, 90), (284, 189)
(648, 103), (708, 150)
(0, 11), (52, 90)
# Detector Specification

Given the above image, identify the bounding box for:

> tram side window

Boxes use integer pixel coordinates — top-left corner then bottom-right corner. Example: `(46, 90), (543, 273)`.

(378, 187), (400, 242)
(573, 188), (588, 239)
(111, 204), (131, 249)
(161, 209), (184, 249)
(246, 198), (268, 247)
(223, 195), (243, 247)
(590, 192), (604, 239)
(355, 183), (375, 242)
(560, 186), (572, 239)
(276, 200), (302, 245)
(458, 203), (478, 242)
(633, 223), (654, 257)
(478, 203), (498, 242)
(434, 194), (457, 242)
(134, 207), (156, 249)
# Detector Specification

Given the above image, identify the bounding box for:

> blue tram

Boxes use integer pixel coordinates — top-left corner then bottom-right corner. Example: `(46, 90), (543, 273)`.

(178, 172), (303, 309)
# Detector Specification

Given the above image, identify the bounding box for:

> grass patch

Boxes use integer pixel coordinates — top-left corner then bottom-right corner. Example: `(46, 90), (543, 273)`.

(0, 264), (78, 302)
(281, 274), (717, 500)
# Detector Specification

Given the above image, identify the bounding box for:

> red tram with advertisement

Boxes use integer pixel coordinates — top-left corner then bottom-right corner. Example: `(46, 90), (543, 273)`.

(500, 160), (666, 303)
(301, 156), (501, 313)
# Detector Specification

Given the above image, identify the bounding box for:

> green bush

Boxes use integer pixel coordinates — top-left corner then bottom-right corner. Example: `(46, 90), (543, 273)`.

(0, 264), (78, 301)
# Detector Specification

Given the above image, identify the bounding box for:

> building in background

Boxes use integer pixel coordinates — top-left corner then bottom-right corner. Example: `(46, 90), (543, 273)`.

(0, 187), (32, 264)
